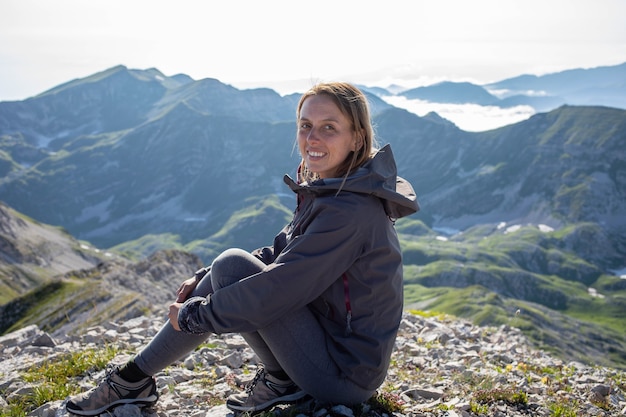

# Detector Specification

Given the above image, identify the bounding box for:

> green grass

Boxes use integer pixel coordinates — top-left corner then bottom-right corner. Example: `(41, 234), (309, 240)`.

(472, 387), (528, 406)
(210, 195), (292, 242)
(0, 345), (119, 417)
(110, 233), (185, 261)
(0, 276), (145, 337)
(566, 294), (626, 333)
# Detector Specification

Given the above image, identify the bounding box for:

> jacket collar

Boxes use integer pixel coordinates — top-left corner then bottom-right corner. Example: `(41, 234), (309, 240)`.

(284, 144), (419, 219)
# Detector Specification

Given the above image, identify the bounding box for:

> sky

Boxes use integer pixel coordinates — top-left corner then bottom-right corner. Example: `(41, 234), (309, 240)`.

(1, 0), (625, 130)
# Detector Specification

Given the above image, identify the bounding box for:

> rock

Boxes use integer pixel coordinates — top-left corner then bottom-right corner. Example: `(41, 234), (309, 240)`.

(0, 324), (42, 348)
(32, 332), (56, 348)
(403, 387), (445, 400)
(204, 405), (232, 417)
(327, 405), (352, 417)
(591, 384), (611, 396)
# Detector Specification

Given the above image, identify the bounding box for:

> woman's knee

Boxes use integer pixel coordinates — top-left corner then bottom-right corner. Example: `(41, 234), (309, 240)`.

(210, 248), (264, 290)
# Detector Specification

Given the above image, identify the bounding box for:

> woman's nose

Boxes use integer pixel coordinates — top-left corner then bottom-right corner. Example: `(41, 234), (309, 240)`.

(307, 127), (320, 142)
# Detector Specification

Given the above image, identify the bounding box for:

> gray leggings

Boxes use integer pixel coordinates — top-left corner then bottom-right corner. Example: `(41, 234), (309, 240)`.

(133, 248), (372, 404)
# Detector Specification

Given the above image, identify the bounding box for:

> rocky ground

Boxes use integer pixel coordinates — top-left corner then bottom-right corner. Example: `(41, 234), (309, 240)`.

(1, 313), (625, 417)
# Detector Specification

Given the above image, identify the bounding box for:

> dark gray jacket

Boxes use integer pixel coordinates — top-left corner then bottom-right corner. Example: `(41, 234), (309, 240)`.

(179, 144), (419, 390)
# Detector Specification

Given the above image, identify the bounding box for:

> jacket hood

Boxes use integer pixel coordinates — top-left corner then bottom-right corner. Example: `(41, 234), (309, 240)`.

(284, 144), (419, 219)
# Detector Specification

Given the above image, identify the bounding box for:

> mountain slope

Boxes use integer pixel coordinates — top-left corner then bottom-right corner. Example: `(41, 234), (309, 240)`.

(0, 249), (202, 336)
(376, 106), (626, 249)
(0, 202), (104, 304)
(0, 209), (203, 336)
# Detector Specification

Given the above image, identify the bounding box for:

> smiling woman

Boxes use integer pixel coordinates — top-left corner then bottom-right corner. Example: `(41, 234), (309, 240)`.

(64, 82), (419, 416)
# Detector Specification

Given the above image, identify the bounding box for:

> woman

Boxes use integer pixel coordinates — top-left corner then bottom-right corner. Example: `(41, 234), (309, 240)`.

(66, 82), (419, 416)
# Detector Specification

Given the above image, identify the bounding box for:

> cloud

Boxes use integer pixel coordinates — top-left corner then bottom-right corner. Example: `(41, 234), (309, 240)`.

(382, 96), (536, 132)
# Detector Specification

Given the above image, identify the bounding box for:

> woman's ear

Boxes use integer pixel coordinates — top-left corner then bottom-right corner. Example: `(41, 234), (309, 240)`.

(353, 130), (364, 152)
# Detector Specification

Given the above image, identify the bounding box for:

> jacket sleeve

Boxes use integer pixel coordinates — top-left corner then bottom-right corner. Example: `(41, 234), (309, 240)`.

(177, 194), (369, 335)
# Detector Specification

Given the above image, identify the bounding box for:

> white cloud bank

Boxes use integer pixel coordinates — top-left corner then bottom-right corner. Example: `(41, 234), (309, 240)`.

(382, 96), (536, 132)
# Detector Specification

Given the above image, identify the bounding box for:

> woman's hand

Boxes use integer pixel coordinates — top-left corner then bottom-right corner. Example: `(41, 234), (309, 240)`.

(176, 277), (198, 303)
(168, 302), (183, 331)
(169, 276), (197, 331)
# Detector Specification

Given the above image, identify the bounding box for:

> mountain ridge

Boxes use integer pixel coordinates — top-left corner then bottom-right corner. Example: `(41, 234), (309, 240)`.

(1, 66), (624, 258)
(388, 61), (626, 112)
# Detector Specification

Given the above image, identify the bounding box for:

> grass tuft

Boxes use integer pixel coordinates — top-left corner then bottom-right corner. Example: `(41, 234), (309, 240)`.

(0, 345), (119, 417)
(472, 387), (528, 406)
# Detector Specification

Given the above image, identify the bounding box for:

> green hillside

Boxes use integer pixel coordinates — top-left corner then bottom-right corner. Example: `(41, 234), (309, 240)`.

(399, 220), (626, 369)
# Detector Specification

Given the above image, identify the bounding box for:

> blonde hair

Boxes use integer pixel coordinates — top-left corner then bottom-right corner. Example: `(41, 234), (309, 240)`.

(296, 82), (376, 183)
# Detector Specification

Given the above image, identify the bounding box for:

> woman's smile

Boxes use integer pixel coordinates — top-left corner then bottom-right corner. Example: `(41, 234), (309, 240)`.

(306, 150), (326, 159)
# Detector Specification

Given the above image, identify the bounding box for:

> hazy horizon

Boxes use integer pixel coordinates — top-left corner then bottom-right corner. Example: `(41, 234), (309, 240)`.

(2, 0), (624, 102)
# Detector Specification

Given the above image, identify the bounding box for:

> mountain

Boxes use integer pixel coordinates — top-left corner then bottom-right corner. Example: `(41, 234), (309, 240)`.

(388, 62), (626, 112)
(1, 65), (625, 369)
(400, 81), (500, 105)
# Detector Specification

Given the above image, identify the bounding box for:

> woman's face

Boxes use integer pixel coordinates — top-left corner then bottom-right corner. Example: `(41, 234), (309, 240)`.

(297, 94), (357, 179)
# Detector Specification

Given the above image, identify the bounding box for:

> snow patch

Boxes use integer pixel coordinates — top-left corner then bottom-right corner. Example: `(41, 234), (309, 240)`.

(497, 222), (553, 233)
(504, 225), (521, 234)
(538, 224), (554, 232)
(588, 288), (605, 298)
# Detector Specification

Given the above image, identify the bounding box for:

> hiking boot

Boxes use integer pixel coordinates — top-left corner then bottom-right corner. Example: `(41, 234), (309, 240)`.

(226, 367), (307, 413)
(65, 365), (158, 416)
